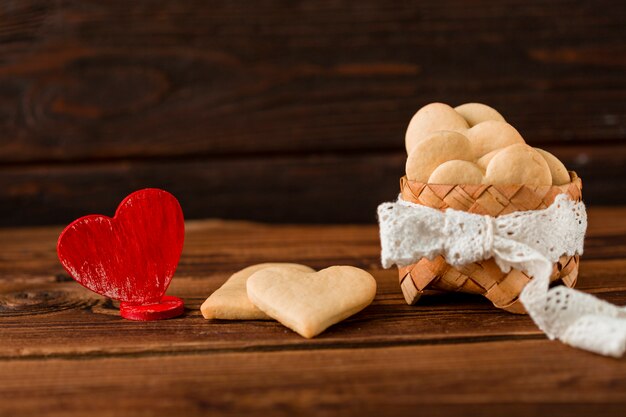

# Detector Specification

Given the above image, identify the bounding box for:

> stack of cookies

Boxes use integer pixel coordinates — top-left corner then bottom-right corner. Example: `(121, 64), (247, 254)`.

(201, 264), (377, 338)
(405, 102), (570, 186)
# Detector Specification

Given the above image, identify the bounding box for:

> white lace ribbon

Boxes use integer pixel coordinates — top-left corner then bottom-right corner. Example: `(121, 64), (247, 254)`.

(378, 194), (626, 357)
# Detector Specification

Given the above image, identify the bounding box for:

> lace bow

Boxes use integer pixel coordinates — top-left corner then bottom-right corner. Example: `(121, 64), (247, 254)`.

(378, 194), (626, 357)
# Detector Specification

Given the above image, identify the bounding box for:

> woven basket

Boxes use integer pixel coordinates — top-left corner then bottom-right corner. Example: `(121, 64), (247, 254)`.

(398, 171), (583, 314)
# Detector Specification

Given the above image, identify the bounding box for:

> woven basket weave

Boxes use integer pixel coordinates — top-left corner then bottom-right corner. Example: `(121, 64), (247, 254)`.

(398, 171), (583, 314)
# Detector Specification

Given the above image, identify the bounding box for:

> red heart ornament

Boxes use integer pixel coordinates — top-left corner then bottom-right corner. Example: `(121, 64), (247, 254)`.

(57, 189), (185, 319)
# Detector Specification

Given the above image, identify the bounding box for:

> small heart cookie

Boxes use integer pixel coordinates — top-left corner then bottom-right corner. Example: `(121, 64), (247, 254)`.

(428, 160), (484, 184)
(247, 266), (377, 338)
(201, 263), (314, 320)
(405, 131), (472, 182)
(454, 103), (505, 127)
(405, 103), (469, 153)
(466, 120), (525, 158)
(535, 148), (570, 185)
(485, 144), (552, 185)
(476, 148), (500, 169)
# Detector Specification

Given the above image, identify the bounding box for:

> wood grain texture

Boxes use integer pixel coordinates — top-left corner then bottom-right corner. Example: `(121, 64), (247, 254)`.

(0, 0), (625, 163)
(0, 152), (405, 227)
(1, 144), (626, 227)
(2, 341), (625, 417)
(1, 209), (626, 416)
(0, 0), (625, 225)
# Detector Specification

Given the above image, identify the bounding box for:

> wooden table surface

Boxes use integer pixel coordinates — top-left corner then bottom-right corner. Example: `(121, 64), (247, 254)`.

(2, 207), (626, 417)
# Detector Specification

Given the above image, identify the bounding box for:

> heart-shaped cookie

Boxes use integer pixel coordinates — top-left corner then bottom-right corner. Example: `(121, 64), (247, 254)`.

(57, 189), (185, 306)
(201, 263), (314, 320)
(405, 131), (473, 182)
(247, 266), (377, 338)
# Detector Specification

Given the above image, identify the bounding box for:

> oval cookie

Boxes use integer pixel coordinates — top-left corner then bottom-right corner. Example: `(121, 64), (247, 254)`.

(428, 160), (484, 184)
(405, 103), (469, 153)
(406, 131), (473, 182)
(484, 144), (552, 185)
(535, 148), (570, 185)
(454, 103), (505, 127)
(466, 120), (525, 158)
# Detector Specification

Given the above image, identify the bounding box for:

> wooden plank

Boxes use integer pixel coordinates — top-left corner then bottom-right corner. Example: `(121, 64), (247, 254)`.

(0, 0), (625, 163)
(1, 216), (625, 358)
(0, 264), (625, 360)
(1, 340), (625, 417)
(1, 213), (626, 416)
(1, 144), (625, 227)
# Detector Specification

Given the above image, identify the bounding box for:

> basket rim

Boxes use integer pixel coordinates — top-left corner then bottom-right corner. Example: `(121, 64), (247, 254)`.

(401, 170), (579, 188)
(399, 171), (582, 215)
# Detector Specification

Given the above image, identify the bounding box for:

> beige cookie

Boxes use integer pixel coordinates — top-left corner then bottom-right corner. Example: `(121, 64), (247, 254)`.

(201, 263), (314, 320)
(484, 144), (552, 185)
(476, 148), (501, 169)
(405, 102), (469, 153)
(454, 103), (506, 127)
(466, 120), (525, 158)
(406, 131), (473, 182)
(535, 148), (570, 185)
(247, 266), (377, 338)
(428, 160), (484, 184)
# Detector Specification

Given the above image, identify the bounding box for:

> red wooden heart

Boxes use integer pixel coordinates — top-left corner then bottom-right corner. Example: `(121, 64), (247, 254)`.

(57, 189), (185, 305)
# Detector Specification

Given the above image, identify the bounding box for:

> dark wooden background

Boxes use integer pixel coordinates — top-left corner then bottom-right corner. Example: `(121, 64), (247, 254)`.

(0, 0), (625, 227)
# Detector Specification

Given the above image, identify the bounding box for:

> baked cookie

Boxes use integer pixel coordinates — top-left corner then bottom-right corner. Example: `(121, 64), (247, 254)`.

(247, 266), (377, 338)
(428, 160), (484, 184)
(476, 148), (500, 169)
(403, 102), (570, 187)
(406, 131), (473, 182)
(484, 144), (552, 185)
(405, 102), (469, 153)
(466, 120), (525, 158)
(201, 263), (314, 320)
(454, 103), (505, 127)
(535, 148), (570, 185)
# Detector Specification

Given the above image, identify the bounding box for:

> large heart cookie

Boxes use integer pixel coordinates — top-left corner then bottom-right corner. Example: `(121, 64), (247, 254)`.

(200, 263), (314, 320)
(57, 189), (185, 305)
(247, 266), (377, 338)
